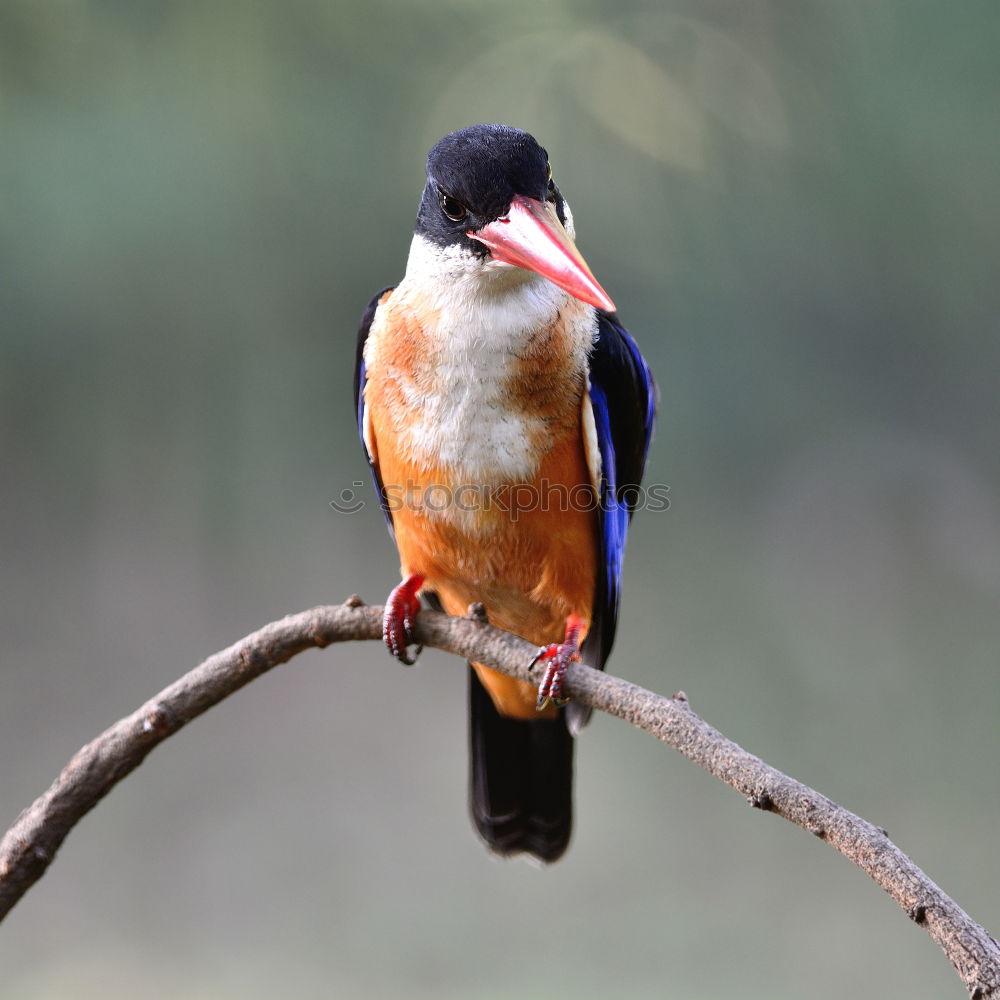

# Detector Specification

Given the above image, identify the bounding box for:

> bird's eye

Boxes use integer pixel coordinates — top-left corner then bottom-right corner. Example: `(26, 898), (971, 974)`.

(546, 162), (553, 183)
(439, 192), (468, 222)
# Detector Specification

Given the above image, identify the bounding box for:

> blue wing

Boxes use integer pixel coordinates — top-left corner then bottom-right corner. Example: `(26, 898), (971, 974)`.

(580, 311), (657, 683)
(354, 286), (395, 536)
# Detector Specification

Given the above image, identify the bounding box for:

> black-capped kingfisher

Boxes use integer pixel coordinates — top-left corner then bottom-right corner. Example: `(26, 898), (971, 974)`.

(354, 124), (656, 862)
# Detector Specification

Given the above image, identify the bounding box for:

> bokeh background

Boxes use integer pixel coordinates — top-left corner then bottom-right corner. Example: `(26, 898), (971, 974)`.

(2, 1), (998, 997)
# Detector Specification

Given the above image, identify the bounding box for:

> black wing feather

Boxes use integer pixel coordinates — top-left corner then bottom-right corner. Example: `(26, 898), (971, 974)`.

(354, 286), (395, 536)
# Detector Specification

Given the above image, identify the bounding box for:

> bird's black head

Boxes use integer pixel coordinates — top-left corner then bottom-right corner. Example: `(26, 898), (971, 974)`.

(415, 124), (566, 253)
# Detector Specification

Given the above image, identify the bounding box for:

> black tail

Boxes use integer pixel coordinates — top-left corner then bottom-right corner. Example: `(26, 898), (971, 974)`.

(468, 666), (574, 863)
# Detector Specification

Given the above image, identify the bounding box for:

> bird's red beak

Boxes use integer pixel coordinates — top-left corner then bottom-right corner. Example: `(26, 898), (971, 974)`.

(468, 194), (616, 312)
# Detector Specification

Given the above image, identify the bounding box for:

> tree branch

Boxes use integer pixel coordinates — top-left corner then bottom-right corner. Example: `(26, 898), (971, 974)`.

(1, 599), (997, 997)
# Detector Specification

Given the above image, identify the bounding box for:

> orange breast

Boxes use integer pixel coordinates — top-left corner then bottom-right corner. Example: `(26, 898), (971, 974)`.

(364, 286), (598, 718)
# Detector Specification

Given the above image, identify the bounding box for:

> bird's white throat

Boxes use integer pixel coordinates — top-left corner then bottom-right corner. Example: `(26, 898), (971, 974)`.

(376, 234), (596, 484)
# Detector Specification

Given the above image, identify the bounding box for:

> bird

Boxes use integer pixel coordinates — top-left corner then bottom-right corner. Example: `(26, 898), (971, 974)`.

(354, 123), (655, 862)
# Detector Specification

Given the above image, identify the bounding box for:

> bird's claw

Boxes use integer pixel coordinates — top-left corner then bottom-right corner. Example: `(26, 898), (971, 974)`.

(383, 573), (425, 665)
(532, 646), (574, 710)
(531, 613), (584, 711)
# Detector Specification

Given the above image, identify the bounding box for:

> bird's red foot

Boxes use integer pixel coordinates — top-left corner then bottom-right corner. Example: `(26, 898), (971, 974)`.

(383, 573), (425, 665)
(531, 613), (584, 711)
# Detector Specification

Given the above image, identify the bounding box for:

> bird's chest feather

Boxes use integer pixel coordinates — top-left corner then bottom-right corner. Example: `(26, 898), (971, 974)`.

(365, 276), (596, 487)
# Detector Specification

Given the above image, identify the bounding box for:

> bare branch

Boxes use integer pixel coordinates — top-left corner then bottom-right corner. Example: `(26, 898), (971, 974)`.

(1, 599), (997, 997)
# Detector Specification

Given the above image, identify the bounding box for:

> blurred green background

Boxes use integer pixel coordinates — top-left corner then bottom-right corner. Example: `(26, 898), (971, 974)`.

(2, 1), (998, 997)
